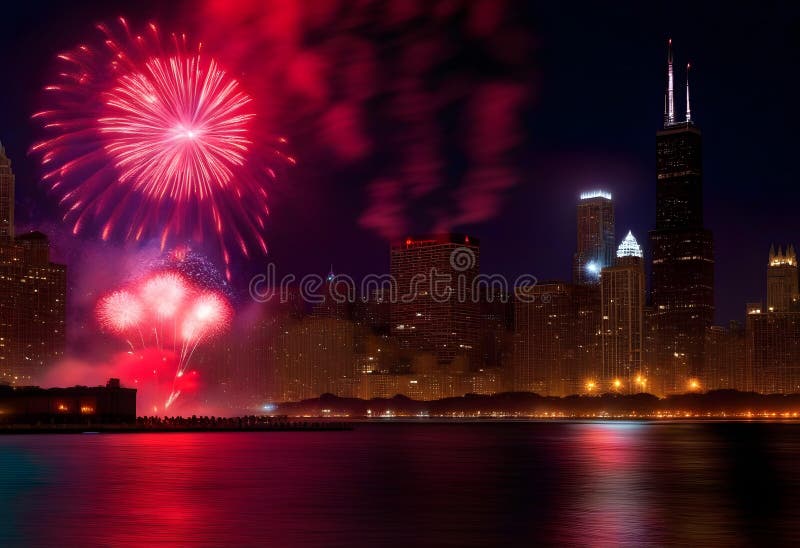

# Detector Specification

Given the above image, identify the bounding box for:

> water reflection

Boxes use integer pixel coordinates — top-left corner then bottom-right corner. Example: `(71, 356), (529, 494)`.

(0, 423), (799, 546)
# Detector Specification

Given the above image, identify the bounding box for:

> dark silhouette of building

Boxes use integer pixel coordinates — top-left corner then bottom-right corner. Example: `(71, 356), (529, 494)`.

(390, 234), (480, 369)
(0, 145), (66, 385)
(0, 378), (136, 423)
(649, 41), (714, 394)
(573, 190), (615, 285)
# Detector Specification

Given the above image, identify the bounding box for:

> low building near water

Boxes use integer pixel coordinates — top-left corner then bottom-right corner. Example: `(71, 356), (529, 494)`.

(0, 378), (136, 424)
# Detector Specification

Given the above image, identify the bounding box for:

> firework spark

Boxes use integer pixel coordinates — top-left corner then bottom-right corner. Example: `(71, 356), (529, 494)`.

(99, 55), (254, 202)
(33, 18), (292, 276)
(140, 272), (189, 319)
(97, 290), (144, 333)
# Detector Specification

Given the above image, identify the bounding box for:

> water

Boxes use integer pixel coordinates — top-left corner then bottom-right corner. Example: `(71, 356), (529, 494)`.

(1, 421), (799, 546)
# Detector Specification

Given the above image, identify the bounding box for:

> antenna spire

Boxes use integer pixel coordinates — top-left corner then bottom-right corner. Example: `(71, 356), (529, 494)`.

(685, 62), (692, 123)
(664, 39), (675, 126)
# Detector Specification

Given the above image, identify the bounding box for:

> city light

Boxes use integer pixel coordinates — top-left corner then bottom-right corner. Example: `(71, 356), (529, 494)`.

(688, 378), (701, 392)
(586, 261), (601, 276)
(612, 378), (622, 391)
(585, 380), (597, 393)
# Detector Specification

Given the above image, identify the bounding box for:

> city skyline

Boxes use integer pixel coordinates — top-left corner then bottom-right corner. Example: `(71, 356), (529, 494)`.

(0, 34), (798, 400)
(0, 2), (798, 328)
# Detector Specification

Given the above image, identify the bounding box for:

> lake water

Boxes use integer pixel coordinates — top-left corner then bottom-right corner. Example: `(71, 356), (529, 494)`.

(1, 421), (799, 546)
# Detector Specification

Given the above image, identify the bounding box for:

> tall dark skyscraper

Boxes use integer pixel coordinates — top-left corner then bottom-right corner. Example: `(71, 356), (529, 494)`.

(649, 41), (714, 394)
(573, 191), (615, 285)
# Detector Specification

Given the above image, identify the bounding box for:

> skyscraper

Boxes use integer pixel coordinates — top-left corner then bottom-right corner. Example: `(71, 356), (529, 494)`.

(0, 145), (67, 384)
(767, 244), (798, 312)
(601, 231), (645, 390)
(0, 143), (14, 242)
(649, 41), (714, 394)
(573, 191), (615, 285)
(390, 234), (480, 369)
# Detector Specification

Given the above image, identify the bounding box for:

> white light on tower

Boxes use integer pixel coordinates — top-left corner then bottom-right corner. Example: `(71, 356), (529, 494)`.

(580, 190), (612, 201)
(586, 261), (601, 276)
(617, 230), (643, 258)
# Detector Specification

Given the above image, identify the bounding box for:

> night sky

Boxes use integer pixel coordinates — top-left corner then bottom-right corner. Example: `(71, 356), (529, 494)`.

(1, 0), (799, 327)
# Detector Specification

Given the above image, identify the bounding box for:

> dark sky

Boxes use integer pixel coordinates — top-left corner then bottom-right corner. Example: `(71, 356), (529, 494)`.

(1, 1), (799, 325)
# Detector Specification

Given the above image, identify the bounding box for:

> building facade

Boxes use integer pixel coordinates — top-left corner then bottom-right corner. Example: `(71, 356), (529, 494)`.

(746, 307), (800, 394)
(513, 282), (601, 396)
(390, 234), (480, 369)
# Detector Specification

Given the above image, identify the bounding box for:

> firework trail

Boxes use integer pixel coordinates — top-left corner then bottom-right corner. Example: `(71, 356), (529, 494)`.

(97, 270), (232, 408)
(33, 18), (294, 278)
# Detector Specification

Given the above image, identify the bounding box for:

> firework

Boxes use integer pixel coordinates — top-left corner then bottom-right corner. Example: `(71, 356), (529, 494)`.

(140, 272), (189, 319)
(97, 290), (144, 334)
(96, 270), (231, 408)
(33, 18), (293, 276)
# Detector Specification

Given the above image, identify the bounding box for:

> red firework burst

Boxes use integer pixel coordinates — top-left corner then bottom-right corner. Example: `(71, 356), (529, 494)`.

(100, 55), (254, 202)
(33, 18), (293, 276)
(96, 270), (232, 408)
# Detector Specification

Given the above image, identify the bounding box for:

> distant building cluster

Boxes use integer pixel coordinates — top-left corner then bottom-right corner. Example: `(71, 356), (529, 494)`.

(205, 43), (799, 406)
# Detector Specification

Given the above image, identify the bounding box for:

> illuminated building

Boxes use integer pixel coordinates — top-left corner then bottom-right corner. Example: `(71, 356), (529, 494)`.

(0, 145), (66, 385)
(767, 244), (798, 313)
(390, 234), (480, 369)
(649, 41), (714, 394)
(512, 282), (601, 396)
(0, 378), (136, 423)
(600, 231), (645, 388)
(573, 190), (615, 285)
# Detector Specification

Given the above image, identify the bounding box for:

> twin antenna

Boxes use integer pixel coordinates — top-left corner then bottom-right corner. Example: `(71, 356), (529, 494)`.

(664, 39), (692, 127)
